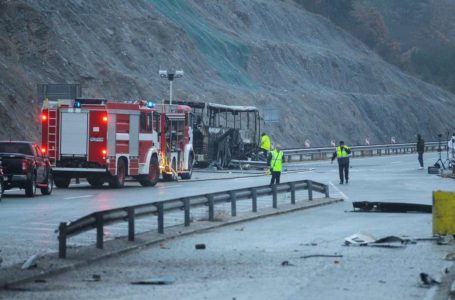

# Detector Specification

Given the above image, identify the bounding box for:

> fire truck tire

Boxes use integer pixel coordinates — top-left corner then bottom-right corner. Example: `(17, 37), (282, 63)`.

(25, 174), (37, 197)
(87, 176), (104, 187)
(109, 158), (126, 188)
(139, 156), (159, 187)
(40, 173), (53, 195)
(54, 176), (71, 188)
(181, 154), (193, 180)
(162, 158), (177, 182)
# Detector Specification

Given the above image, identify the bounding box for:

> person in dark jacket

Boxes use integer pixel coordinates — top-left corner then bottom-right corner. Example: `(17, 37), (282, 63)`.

(417, 134), (425, 169)
(331, 141), (351, 184)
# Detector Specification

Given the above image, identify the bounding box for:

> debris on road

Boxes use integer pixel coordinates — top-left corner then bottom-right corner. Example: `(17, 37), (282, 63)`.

(34, 279), (46, 283)
(419, 272), (440, 286)
(344, 232), (408, 248)
(21, 254), (39, 270)
(301, 254), (343, 259)
(131, 275), (176, 285)
(437, 235), (454, 245)
(281, 260), (294, 266)
(83, 274), (101, 282)
(159, 243), (170, 249)
(445, 253), (455, 261)
(352, 201), (432, 213)
(195, 243), (206, 250)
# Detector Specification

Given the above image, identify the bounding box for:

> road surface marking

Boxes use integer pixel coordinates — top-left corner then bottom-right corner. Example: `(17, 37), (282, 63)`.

(391, 161), (401, 164)
(64, 195), (94, 200)
(8, 225), (54, 232)
(329, 181), (349, 200)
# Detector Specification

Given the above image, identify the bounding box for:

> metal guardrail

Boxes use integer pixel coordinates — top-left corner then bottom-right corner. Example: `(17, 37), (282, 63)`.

(283, 142), (445, 162)
(58, 179), (329, 258)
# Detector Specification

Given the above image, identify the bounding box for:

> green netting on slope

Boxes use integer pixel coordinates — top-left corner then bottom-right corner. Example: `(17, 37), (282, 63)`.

(149, 0), (254, 87)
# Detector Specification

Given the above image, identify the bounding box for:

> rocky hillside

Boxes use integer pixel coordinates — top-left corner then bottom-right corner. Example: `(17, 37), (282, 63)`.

(1, 0), (455, 147)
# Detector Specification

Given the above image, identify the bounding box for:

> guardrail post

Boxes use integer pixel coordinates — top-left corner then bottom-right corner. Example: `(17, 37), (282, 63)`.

(96, 213), (104, 249)
(308, 180), (313, 201)
(157, 202), (164, 233)
(184, 198), (190, 227)
(230, 191), (237, 216)
(272, 185), (277, 208)
(207, 194), (214, 221)
(128, 207), (135, 241)
(58, 222), (67, 259)
(290, 182), (296, 204)
(251, 188), (257, 212)
(324, 184), (330, 198)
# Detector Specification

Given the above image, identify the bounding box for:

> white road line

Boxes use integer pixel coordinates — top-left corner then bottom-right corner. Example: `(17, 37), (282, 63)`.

(328, 181), (349, 200)
(391, 161), (401, 164)
(64, 195), (94, 200)
(8, 225), (54, 232)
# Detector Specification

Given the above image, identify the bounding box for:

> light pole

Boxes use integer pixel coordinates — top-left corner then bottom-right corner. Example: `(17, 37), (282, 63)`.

(159, 70), (184, 105)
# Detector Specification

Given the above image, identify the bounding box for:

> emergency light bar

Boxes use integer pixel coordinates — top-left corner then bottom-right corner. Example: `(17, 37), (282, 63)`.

(74, 98), (107, 107)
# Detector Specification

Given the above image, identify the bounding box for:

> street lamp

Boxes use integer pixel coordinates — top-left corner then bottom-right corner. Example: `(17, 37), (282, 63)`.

(159, 70), (184, 105)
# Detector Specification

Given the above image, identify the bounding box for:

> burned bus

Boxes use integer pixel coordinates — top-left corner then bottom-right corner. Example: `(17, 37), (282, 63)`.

(167, 100), (262, 168)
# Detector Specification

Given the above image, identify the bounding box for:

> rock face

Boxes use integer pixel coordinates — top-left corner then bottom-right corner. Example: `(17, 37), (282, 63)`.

(0, 0), (454, 146)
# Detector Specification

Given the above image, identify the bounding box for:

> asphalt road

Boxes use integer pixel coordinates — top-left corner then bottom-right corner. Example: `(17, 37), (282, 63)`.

(1, 153), (455, 299)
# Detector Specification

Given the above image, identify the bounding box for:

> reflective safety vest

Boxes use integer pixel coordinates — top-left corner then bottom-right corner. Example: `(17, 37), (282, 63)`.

(270, 149), (283, 172)
(261, 135), (271, 151)
(336, 146), (350, 158)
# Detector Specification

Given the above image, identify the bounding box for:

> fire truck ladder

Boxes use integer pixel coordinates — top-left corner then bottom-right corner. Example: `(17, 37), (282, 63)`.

(47, 109), (58, 163)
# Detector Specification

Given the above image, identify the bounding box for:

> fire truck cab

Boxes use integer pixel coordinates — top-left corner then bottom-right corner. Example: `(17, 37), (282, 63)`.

(41, 99), (194, 188)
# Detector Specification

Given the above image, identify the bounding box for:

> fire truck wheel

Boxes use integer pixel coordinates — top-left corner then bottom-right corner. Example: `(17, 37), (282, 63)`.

(25, 174), (37, 197)
(41, 173), (53, 195)
(87, 176), (104, 187)
(110, 158), (126, 188)
(139, 156), (159, 187)
(181, 154), (193, 180)
(54, 176), (71, 188)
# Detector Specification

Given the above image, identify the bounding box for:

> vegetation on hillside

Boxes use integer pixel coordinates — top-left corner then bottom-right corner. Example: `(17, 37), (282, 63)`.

(295, 0), (455, 93)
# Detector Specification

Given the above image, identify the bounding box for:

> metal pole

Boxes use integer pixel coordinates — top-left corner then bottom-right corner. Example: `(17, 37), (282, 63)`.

(308, 180), (313, 201)
(157, 203), (164, 234)
(251, 188), (257, 212)
(96, 213), (104, 249)
(169, 80), (173, 105)
(272, 185), (277, 208)
(207, 194), (214, 221)
(128, 207), (135, 241)
(290, 182), (296, 204)
(230, 191), (237, 216)
(58, 222), (67, 259)
(184, 198), (190, 226)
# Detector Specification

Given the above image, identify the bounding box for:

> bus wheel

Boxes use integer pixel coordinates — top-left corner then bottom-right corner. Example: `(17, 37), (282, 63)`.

(181, 154), (193, 180)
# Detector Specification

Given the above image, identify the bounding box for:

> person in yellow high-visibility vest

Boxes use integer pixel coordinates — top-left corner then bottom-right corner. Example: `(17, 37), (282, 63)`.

(331, 141), (351, 184)
(268, 144), (285, 185)
(260, 133), (271, 157)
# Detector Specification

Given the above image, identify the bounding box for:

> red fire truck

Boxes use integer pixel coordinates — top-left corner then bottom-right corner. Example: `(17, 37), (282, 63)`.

(41, 98), (194, 188)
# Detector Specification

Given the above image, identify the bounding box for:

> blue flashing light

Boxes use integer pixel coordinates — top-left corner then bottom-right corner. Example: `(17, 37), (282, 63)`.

(73, 101), (81, 108)
(146, 101), (155, 108)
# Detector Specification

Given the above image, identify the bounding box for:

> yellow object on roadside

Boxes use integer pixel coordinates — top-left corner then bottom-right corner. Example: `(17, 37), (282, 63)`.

(433, 191), (455, 235)
(265, 169), (271, 176)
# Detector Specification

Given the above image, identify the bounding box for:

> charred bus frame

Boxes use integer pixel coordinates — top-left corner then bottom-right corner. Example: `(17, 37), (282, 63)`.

(167, 100), (261, 168)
